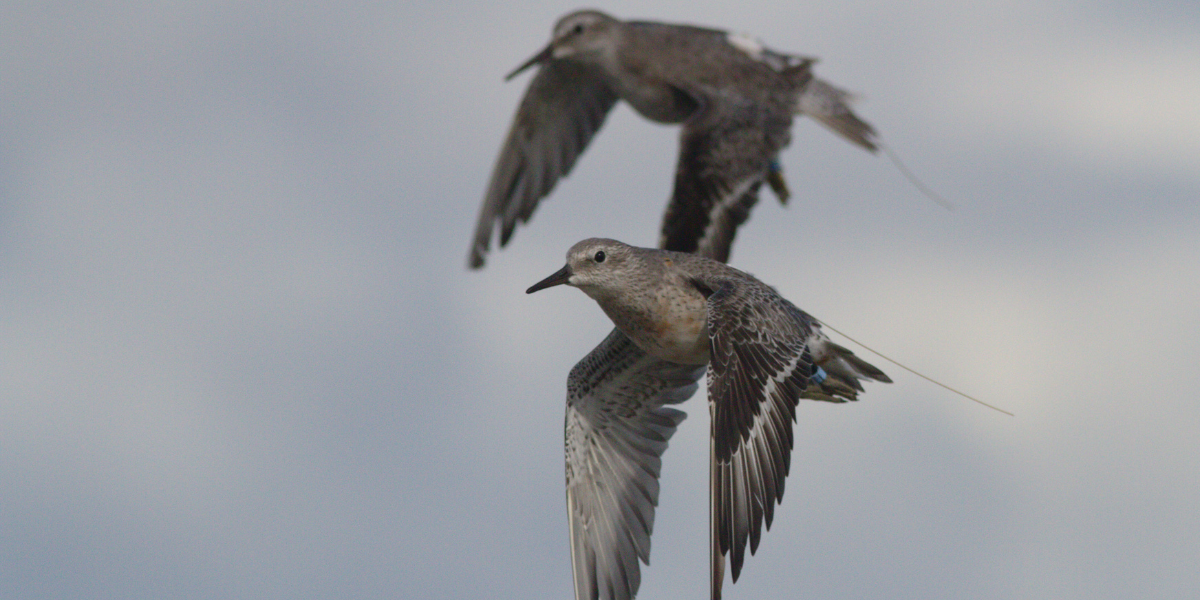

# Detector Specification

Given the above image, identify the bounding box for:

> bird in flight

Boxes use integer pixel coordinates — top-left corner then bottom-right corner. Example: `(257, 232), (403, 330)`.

(468, 9), (880, 270)
(528, 238), (891, 600)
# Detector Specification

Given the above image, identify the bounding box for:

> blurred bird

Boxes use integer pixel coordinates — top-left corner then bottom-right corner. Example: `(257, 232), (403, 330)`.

(468, 9), (880, 270)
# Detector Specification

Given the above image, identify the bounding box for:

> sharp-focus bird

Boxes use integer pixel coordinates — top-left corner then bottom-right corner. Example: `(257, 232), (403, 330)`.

(528, 238), (891, 600)
(468, 9), (878, 270)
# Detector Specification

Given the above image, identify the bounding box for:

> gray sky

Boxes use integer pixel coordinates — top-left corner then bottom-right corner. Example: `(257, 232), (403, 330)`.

(2, 1), (1197, 599)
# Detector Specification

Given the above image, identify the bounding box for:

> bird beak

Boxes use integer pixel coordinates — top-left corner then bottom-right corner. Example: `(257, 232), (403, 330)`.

(526, 264), (572, 294)
(505, 42), (554, 81)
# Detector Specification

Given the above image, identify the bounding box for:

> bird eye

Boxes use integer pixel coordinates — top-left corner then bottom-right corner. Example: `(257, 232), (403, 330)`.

(572, 23), (584, 35)
(594, 250), (606, 263)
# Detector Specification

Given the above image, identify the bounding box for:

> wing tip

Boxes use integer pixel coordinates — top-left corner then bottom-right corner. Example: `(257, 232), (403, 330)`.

(467, 247), (487, 269)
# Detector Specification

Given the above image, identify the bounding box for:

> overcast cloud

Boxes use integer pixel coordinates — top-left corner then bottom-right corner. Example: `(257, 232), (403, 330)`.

(1, 1), (1197, 599)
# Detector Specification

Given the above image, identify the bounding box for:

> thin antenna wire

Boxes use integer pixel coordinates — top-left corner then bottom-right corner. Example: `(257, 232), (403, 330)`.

(815, 317), (1014, 417)
(880, 142), (956, 212)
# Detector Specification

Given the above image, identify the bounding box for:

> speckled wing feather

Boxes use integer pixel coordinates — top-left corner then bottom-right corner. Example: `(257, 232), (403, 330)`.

(695, 276), (819, 599)
(694, 274), (890, 599)
(658, 72), (806, 264)
(565, 329), (706, 600)
(469, 61), (619, 268)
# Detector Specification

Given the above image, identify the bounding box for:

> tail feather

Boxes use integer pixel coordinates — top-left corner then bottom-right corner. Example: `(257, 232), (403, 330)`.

(805, 338), (891, 403)
(797, 78), (878, 152)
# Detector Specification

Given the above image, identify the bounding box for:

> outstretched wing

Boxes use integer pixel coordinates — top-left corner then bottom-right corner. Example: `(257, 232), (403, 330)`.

(658, 75), (804, 263)
(565, 329), (706, 600)
(698, 277), (819, 599)
(695, 276), (888, 599)
(469, 61), (619, 268)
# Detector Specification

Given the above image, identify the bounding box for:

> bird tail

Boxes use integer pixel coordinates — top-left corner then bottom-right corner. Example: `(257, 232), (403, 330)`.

(796, 78), (878, 152)
(803, 337), (891, 402)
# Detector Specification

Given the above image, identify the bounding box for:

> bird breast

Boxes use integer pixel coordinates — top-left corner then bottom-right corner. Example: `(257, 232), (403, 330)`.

(622, 285), (710, 366)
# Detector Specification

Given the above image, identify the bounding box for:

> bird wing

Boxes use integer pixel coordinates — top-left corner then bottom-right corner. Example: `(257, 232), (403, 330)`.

(696, 276), (891, 599)
(796, 78), (878, 152)
(558, 80), (808, 600)
(565, 328), (706, 600)
(696, 277), (825, 599)
(658, 92), (797, 263)
(469, 60), (620, 268)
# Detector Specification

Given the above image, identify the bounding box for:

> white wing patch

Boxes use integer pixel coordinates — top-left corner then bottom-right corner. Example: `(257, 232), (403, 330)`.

(726, 32), (764, 59)
(726, 32), (811, 72)
(696, 175), (760, 254)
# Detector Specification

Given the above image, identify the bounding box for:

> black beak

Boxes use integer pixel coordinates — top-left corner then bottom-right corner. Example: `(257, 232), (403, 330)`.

(505, 42), (554, 81)
(526, 264), (572, 294)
